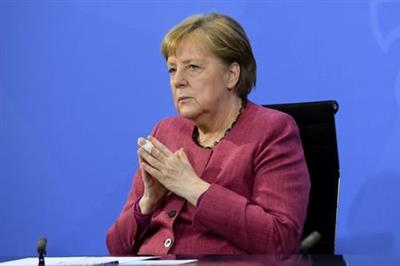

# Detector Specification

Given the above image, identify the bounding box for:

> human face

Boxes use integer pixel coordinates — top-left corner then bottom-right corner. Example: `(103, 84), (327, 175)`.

(166, 40), (234, 121)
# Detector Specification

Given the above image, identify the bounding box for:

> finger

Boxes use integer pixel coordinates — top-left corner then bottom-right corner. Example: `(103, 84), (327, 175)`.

(178, 149), (190, 162)
(137, 137), (155, 155)
(143, 137), (169, 163)
(137, 150), (149, 180)
(141, 161), (163, 181)
(176, 148), (190, 164)
(175, 148), (183, 160)
(137, 150), (143, 168)
(137, 137), (147, 147)
(148, 136), (173, 157)
(146, 143), (168, 164)
(139, 147), (163, 171)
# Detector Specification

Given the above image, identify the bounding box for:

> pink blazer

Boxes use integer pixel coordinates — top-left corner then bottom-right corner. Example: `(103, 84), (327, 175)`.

(106, 101), (310, 255)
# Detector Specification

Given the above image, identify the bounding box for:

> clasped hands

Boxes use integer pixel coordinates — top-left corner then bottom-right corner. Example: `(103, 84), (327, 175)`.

(137, 136), (210, 214)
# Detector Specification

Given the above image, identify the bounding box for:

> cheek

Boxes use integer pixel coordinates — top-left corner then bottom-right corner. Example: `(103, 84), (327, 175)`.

(170, 82), (177, 98)
(171, 89), (178, 108)
(198, 78), (224, 101)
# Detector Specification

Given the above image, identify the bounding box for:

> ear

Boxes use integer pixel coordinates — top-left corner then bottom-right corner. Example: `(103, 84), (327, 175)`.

(226, 62), (240, 90)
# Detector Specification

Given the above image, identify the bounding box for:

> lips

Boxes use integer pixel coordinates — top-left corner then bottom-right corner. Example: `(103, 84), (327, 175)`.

(178, 96), (192, 102)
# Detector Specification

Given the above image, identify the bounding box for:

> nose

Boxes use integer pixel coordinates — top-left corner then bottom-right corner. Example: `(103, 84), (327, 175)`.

(172, 67), (188, 88)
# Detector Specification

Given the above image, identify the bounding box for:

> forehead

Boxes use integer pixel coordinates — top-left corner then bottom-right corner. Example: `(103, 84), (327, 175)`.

(167, 37), (213, 64)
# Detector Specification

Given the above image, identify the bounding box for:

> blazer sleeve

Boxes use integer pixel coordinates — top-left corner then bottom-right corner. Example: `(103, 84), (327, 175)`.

(106, 122), (162, 255)
(193, 113), (310, 253)
(106, 170), (143, 255)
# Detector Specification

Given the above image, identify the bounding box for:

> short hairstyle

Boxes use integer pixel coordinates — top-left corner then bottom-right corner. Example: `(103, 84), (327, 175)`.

(161, 13), (257, 100)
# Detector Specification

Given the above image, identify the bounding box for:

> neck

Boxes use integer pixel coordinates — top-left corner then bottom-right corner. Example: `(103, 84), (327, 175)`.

(195, 96), (243, 146)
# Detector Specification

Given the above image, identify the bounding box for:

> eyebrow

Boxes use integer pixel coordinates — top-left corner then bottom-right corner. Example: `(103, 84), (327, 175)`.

(167, 58), (204, 66)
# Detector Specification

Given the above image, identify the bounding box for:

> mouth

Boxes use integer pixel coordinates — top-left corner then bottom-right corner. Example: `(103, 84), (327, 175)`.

(177, 96), (192, 102)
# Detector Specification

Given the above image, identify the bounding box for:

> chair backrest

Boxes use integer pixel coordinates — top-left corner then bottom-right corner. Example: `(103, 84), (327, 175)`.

(263, 100), (340, 254)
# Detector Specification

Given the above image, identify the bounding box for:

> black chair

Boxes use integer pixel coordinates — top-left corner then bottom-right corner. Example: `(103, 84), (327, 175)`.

(264, 100), (340, 254)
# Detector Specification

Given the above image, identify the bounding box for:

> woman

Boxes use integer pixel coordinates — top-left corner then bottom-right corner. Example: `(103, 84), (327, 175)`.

(106, 13), (310, 255)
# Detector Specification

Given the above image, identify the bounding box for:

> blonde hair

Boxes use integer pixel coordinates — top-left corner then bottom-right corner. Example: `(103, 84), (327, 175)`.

(161, 13), (256, 100)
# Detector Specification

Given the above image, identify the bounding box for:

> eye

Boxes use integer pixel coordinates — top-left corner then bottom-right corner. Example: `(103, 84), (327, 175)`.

(168, 67), (176, 74)
(187, 64), (200, 71)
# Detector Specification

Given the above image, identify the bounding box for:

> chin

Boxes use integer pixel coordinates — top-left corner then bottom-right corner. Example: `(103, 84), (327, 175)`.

(177, 105), (201, 120)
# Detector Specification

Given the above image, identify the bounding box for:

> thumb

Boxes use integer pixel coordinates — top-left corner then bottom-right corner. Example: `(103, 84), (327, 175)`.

(176, 148), (189, 163)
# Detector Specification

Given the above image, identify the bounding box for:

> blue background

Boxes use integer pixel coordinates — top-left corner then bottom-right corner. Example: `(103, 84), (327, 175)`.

(1, 0), (400, 256)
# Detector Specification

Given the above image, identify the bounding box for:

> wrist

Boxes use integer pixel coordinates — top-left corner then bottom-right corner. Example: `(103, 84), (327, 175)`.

(187, 179), (210, 207)
(139, 195), (160, 215)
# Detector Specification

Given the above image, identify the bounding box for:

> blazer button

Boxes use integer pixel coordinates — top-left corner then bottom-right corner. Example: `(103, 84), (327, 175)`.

(168, 210), (177, 218)
(164, 238), (173, 248)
